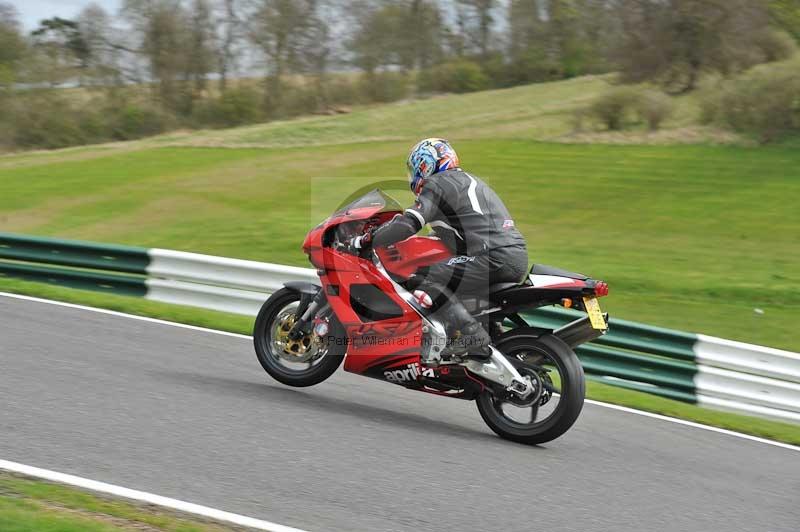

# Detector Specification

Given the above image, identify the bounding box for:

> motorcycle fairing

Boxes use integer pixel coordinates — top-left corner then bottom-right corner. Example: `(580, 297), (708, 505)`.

(306, 192), (422, 385)
(303, 189), (606, 397)
(375, 236), (451, 280)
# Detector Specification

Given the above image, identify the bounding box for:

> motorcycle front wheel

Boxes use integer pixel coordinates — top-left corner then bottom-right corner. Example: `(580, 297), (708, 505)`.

(253, 288), (346, 387)
(476, 333), (585, 445)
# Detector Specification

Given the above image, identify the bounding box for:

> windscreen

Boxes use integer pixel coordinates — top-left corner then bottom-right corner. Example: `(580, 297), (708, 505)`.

(332, 189), (403, 217)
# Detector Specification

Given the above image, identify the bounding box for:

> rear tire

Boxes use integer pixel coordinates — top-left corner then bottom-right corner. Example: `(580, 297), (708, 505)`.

(254, 288), (345, 387)
(476, 334), (584, 445)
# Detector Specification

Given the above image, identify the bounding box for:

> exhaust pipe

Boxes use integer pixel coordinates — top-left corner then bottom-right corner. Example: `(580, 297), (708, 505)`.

(554, 314), (608, 348)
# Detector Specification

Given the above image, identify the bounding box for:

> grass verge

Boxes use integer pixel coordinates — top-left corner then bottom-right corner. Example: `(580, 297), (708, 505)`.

(0, 472), (244, 531)
(585, 380), (799, 445)
(2, 141), (799, 351)
(1, 277), (797, 446)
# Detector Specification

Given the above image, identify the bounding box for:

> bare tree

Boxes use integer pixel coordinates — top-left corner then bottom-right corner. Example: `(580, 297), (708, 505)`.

(506, 0), (556, 81)
(409, 0), (442, 72)
(508, 0), (539, 58)
(617, 0), (772, 93)
(456, 0), (496, 61)
(185, 0), (215, 102)
(122, 0), (189, 109)
(0, 2), (25, 89)
(75, 3), (130, 87)
(76, 3), (147, 86)
(350, 2), (407, 73)
(248, 0), (326, 115)
(215, 0), (241, 92)
(545, 0), (617, 77)
(349, 0), (440, 71)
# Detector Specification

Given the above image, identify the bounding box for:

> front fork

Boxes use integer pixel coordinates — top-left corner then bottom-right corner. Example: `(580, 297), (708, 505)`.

(288, 289), (329, 340)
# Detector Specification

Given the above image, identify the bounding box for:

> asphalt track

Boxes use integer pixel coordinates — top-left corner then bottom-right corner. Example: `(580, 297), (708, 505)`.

(1, 295), (798, 532)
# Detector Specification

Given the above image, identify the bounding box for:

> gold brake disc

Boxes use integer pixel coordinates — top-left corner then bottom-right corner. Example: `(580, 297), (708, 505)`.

(273, 313), (322, 362)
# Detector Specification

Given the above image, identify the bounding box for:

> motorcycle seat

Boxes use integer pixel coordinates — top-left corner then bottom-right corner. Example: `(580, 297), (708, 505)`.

(461, 282), (520, 313)
(529, 264), (588, 280)
(490, 281), (519, 293)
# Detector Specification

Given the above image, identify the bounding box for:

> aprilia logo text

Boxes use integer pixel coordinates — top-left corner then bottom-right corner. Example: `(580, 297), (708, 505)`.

(384, 363), (435, 383)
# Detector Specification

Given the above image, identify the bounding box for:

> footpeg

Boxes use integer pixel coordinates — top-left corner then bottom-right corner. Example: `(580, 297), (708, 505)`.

(421, 355), (441, 368)
(420, 319), (447, 367)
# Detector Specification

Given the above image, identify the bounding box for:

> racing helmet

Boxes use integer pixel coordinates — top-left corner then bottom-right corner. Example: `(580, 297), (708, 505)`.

(406, 138), (460, 194)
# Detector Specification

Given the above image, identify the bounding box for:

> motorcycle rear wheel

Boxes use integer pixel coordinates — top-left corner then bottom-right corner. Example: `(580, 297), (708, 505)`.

(476, 333), (585, 445)
(254, 288), (345, 387)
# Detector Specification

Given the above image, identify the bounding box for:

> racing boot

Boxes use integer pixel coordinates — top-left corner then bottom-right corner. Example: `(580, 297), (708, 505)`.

(436, 300), (492, 360)
(446, 322), (492, 359)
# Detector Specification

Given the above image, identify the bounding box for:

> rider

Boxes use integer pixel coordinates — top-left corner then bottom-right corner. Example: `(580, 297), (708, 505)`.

(349, 138), (529, 359)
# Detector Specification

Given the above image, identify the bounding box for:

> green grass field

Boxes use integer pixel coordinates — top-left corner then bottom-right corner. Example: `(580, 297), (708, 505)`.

(0, 472), (231, 531)
(2, 134), (798, 350)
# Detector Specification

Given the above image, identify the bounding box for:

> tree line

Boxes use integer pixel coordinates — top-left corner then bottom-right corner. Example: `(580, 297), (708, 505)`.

(0, 0), (798, 148)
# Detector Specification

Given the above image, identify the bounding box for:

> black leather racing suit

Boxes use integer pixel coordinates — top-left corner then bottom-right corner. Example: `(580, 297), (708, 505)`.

(370, 168), (529, 354)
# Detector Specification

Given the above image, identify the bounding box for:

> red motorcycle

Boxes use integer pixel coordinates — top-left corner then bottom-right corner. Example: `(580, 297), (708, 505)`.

(254, 190), (609, 444)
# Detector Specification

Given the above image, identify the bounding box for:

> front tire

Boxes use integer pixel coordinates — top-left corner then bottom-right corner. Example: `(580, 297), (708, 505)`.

(254, 288), (345, 387)
(476, 334), (585, 445)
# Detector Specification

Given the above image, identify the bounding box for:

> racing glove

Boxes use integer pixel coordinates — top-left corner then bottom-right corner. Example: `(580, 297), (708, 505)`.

(347, 231), (373, 253)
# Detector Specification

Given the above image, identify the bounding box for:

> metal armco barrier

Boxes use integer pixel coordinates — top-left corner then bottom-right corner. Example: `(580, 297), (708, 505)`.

(0, 234), (149, 296)
(2, 231), (799, 424)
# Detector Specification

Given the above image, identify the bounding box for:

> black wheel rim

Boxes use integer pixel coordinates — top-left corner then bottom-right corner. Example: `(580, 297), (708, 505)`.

(259, 299), (331, 376)
(490, 344), (569, 430)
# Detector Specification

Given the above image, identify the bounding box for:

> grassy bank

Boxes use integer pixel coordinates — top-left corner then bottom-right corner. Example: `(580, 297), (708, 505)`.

(2, 278), (798, 446)
(0, 472), (242, 531)
(2, 139), (798, 351)
(0, 74), (733, 157)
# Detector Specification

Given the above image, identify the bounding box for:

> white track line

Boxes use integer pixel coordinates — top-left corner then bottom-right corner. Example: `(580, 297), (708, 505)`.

(2, 291), (798, 454)
(0, 291), (251, 340)
(0, 459), (310, 532)
(583, 400), (799, 452)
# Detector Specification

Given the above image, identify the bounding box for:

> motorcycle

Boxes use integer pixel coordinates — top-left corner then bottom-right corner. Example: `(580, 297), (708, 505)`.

(254, 189), (609, 445)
